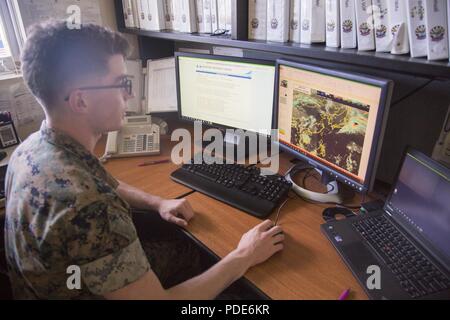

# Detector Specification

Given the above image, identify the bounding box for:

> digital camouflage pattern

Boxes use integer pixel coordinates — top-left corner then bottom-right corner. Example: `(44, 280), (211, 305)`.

(4, 121), (150, 299)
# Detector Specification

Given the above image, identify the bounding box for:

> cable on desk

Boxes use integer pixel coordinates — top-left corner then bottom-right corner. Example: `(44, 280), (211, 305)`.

(274, 196), (291, 225)
(175, 190), (196, 199)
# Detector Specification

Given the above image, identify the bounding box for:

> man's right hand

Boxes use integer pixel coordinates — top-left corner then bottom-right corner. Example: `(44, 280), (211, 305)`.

(235, 220), (284, 268)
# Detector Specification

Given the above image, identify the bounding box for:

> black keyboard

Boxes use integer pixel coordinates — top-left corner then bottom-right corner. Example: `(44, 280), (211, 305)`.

(171, 163), (292, 218)
(353, 216), (450, 298)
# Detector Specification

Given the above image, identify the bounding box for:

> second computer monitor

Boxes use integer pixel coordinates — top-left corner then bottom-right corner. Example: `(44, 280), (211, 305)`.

(275, 60), (393, 193)
(175, 52), (276, 134)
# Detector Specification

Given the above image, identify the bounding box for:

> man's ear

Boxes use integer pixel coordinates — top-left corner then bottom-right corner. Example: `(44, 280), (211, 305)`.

(66, 89), (89, 114)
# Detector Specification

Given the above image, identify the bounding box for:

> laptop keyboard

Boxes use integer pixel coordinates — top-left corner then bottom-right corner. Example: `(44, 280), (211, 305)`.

(353, 215), (450, 298)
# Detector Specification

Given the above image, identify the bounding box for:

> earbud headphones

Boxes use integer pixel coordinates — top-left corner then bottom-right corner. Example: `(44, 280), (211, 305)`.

(285, 163), (343, 204)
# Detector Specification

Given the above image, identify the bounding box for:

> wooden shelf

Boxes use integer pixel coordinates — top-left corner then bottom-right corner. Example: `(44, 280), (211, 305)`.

(120, 27), (450, 80)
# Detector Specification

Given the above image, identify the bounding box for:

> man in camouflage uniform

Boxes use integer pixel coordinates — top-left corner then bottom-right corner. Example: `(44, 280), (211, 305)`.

(5, 20), (284, 300)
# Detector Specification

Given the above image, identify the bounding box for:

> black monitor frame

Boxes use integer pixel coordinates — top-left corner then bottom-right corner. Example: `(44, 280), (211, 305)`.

(273, 59), (394, 193)
(385, 146), (450, 269)
(175, 51), (276, 136)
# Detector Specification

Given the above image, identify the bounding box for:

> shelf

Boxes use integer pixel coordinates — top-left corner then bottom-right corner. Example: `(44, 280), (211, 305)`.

(120, 27), (450, 80)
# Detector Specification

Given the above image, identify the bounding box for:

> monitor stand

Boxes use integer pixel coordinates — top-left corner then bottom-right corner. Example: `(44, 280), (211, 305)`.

(285, 163), (346, 204)
(202, 130), (265, 164)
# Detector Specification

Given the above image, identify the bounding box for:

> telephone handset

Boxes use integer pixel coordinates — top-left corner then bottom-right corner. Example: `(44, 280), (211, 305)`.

(103, 115), (160, 160)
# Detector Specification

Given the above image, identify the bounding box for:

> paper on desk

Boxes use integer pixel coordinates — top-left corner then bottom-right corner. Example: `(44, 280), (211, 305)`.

(10, 82), (44, 126)
(0, 81), (44, 141)
(16, 0), (102, 32)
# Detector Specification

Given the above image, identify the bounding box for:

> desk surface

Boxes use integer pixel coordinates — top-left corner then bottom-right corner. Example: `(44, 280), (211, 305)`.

(95, 131), (369, 299)
(94, 134), (192, 199)
(183, 153), (368, 300)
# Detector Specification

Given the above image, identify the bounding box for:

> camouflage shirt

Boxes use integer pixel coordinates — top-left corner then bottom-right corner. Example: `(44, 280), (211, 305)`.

(4, 121), (150, 299)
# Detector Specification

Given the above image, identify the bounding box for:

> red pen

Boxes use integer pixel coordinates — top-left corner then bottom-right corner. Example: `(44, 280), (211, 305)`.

(338, 288), (351, 300)
(138, 159), (170, 167)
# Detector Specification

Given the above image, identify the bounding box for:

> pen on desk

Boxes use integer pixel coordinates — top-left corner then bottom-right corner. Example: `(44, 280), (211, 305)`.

(338, 288), (351, 300)
(138, 159), (170, 167)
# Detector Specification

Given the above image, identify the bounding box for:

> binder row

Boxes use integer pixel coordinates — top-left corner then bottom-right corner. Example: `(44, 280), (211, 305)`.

(122, 0), (232, 34)
(248, 0), (450, 61)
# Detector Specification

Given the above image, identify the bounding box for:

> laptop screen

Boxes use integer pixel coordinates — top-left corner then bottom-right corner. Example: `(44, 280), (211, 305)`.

(387, 150), (450, 262)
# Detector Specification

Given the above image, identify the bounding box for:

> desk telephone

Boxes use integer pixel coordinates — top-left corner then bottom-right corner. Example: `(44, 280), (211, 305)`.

(104, 115), (160, 159)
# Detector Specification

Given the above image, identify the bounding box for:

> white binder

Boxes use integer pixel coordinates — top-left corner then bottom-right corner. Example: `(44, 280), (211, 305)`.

(425, 0), (449, 60)
(195, 0), (205, 33)
(326, 0), (340, 47)
(373, 0), (392, 52)
(355, 0), (375, 51)
(225, 0), (232, 33)
(163, 0), (174, 30)
(266, 0), (290, 42)
(388, 0), (410, 54)
(179, 0), (198, 33)
(448, 0), (450, 61)
(131, 0), (141, 29)
(203, 0), (213, 33)
(340, 0), (357, 48)
(172, 0), (181, 31)
(138, 0), (165, 31)
(211, 0), (219, 32)
(406, 0), (427, 58)
(248, 0), (267, 40)
(217, 0), (227, 30)
(301, 0), (326, 44)
(290, 0), (301, 43)
(122, 0), (135, 28)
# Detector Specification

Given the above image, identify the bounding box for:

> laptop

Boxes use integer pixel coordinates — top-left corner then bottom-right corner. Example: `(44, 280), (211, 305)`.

(321, 148), (450, 300)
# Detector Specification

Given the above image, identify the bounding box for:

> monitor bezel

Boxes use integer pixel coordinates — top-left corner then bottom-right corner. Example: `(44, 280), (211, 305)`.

(273, 59), (393, 193)
(385, 146), (450, 269)
(175, 51), (277, 136)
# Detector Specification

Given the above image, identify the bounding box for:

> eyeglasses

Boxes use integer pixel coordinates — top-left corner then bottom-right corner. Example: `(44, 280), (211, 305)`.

(64, 78), (132, 101)
(211, 29), (230, 36)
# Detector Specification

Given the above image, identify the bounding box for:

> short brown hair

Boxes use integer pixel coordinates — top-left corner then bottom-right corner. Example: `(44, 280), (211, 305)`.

(21, 20), (131, 109)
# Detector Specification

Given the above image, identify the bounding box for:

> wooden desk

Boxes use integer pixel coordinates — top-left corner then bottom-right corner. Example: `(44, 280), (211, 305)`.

(185, 191), (367, 300)
(94, 134), (192, 199)
(95, 130), (369, 299)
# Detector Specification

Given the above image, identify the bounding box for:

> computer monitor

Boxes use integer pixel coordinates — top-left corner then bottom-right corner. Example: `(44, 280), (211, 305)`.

(274, 59), (393, 194)
(175, 52), (276, 134)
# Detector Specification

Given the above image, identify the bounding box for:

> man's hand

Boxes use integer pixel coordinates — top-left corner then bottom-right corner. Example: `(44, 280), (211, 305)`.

(157, 198), (194, 227)
(234, 219), (284, 268)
